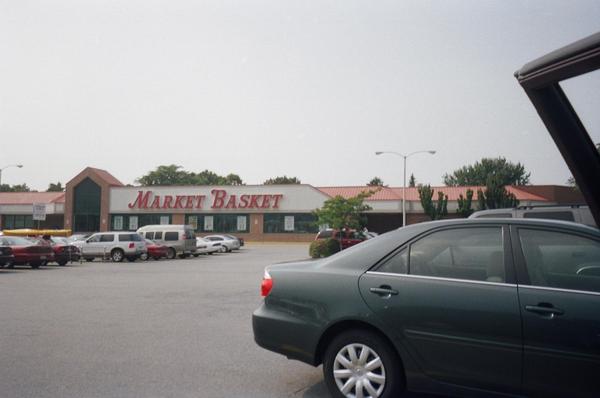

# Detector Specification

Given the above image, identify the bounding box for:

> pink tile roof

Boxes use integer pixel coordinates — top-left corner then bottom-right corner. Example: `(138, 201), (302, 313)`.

(317, 186), (549, 202)
(0, 192), (65, 205)
(88, 167), (124, 186)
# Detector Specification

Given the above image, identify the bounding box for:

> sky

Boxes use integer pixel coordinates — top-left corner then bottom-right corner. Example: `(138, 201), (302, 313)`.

(1, 0), (599, 191)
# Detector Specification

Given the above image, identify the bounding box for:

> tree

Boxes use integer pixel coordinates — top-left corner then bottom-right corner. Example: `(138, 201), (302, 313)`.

(313, 191), (373, 233)
(136, 165), (193, 185)
(418, 185), (448, 220)
(367, 177), (384, 187)
(264, 176), (301, 185)
(408, 173), (416, 187)
(456, 189), (474, 218)
(137, 165), (244, 186)
(0, 183), (32, 192)
(477, 176), (519, 210)
(47, 182), (64, 192)
(443, 157), (530, 186)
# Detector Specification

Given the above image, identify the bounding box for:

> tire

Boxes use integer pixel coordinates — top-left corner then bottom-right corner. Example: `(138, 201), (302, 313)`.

(192, 253), (199, 258)
(6, 262), (14, 269)
(153, 257), (161, 260)
(140, 253), (148, 261)
(111, 249), (125, 262)
(85, 257), (94, 262)
(166, 248), (176, 260)
(219, 246), (227, 253)
(323, 329), (404, 398)
(58, 261), (68, 266)
(208, 252), (213, 255)
(31, 262), (41, 269)
(126, 256), (136, 262)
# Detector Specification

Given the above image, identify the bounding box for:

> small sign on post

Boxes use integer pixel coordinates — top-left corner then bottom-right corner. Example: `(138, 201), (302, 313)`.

(32, 203), (47, 221)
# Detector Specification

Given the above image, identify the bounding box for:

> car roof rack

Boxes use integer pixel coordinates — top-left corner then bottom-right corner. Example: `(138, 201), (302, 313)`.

(516, 203), (587, 210)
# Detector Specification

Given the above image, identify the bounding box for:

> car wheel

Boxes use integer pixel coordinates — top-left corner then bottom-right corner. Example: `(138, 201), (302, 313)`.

(140, 253), (148, 261)
(85, 257), (94, 262)
(6, 262), (14, 269)
(192, 253), (199, 257)
(126, 256), (136, 262)
(208, 252), (213, 255)
(111, 249), (124, 262)
(166, 248), (176, 260)
(323, 330), (404, 398)
(58, 260), (68, 266)
(31, 262), (41, 269)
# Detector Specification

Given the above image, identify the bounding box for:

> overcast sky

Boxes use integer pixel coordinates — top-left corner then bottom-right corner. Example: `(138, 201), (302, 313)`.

(1, 0), (599, 191)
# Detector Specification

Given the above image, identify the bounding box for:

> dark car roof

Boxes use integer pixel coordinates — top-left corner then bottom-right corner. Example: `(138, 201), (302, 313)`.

(318, 218), (600, 272)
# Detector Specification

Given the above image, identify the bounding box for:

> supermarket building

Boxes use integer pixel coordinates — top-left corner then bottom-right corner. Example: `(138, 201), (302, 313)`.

(0, 167), (585, 242)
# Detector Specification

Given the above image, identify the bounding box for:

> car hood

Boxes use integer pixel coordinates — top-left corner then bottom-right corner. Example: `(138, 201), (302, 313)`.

(515, 31), (600, 227)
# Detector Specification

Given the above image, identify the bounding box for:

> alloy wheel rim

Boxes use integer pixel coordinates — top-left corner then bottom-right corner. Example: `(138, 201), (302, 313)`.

(333, 343), (386, 398)
(113, 251), (122, 261)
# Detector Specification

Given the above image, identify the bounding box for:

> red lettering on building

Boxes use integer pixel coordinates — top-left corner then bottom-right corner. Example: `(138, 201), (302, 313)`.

(150, 195), (161, 209)
(184, 196), (195, 209)
(128, 191), (152, 209)
(162, 195), (173, 209)
(248, 195), (261, 208)
(238, 195), (249, 208)
(211, 189), (227, 208)
(195, 195), (205, 208)
(272, 194), (283, 209)
(174, 195), (185, 209)
(225, 195), (237, 209)
(261, 195), (271, 208)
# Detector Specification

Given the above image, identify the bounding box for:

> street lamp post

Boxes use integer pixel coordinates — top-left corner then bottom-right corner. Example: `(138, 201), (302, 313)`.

(375, 150), (436, 227)
(0, 164), (24, 187)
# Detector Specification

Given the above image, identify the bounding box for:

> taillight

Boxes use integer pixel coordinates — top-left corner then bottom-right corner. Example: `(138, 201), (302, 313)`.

(261, 269), (273, 297)
(129, 243), (135, 249)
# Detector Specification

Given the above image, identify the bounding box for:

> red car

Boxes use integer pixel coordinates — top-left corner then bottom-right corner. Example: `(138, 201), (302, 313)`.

(0, 236), (54, 269)
(48, 237), (81, 266)
(315, 229), (367, 249)
(140, 239), (168, 260)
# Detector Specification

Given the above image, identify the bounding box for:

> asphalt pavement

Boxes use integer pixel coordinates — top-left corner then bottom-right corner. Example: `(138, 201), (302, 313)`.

(0, 244), (439, 398)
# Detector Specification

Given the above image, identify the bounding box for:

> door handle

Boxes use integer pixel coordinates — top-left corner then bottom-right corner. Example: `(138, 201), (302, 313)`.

(525, 304), (564, 318)
(369, 286), (398, 297)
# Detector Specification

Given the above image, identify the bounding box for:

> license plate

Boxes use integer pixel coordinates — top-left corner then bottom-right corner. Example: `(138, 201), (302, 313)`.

(40, 256), (47, 260)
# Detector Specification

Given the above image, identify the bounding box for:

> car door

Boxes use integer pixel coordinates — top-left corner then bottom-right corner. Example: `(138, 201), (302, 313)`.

(359, 225), (522, 394)
(512, 226), (600, 398)
(80, 234), (101, 256)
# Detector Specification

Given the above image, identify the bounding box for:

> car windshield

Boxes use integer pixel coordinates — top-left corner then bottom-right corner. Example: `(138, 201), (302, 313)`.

(0, 236), (35, 246)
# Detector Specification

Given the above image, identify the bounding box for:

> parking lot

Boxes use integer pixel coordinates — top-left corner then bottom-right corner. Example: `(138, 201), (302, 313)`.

(0, 243), (440, 398)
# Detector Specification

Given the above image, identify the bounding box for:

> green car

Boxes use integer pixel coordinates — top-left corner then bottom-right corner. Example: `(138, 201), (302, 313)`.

(253, 32), (600, 398)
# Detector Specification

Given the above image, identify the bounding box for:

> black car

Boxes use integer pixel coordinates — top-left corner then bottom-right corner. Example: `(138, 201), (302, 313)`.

(253, 32), (600, 398)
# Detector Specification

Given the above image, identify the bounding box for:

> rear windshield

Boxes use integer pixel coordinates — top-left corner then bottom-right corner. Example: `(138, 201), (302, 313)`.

(164, 232), (178, 241)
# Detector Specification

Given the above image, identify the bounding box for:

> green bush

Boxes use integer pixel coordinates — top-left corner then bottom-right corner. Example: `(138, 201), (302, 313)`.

(309, 238), (341, 258)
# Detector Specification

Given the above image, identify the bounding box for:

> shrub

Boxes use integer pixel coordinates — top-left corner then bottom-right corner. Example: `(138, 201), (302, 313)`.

(309, 238), (341, 258)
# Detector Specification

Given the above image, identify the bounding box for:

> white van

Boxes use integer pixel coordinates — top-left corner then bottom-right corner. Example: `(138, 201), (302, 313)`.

(469, 205), (596, 227)
(136, 225), (197, 259)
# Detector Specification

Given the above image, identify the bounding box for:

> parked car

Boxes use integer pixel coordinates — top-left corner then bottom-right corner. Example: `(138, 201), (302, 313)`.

(194, 237), (221, 255)
(253, 32), (600, 398)
(203, 235), (240, 252)
(224, 234), (244, 247)
(470, 204), (596, 227)
(67, 233), (92, 243)
(0, 245), (14, 267)
(78, 232), (147, 262)
(48, 237), (81, 266)
(137, 225), (197, 259)
(315, 228), (367, 249)
(140, 238), (168, 261)
(0, 236), (54, 269)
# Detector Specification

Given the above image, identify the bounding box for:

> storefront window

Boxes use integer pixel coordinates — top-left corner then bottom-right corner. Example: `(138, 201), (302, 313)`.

(3, 215), (34, 230)
(110, 214), (171, 231)
(263, 213), (318, 233)
(185, 214), (249, 233)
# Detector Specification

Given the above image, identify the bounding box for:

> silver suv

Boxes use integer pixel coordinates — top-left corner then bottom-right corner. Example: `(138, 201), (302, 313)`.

(78, 232), (147, 262)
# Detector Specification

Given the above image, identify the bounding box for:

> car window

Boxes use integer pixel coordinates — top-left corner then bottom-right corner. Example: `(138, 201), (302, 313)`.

(154, 232), (163, 240)
(523, 211), (575, 222)
(99, 234), (114, 242)
(318, 230), (333, 239)
(145, 232), (154, 239)
(164, 232), (178, 241)
(409, 227), (505, 283)
(87, 235), (100, 243)
(518, 229), (600, 293)
(118, 234), (132, 242)
(376, 248), (408, 274)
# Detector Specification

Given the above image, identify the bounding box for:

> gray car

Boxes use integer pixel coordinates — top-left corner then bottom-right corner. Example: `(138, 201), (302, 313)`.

(253, 32), (600, 398)
(78, 232), (147, 262)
